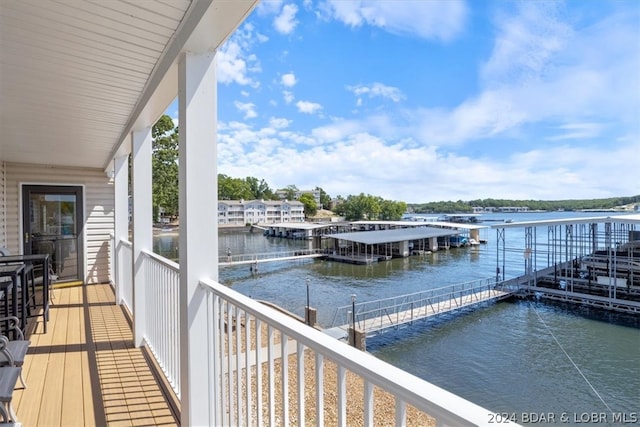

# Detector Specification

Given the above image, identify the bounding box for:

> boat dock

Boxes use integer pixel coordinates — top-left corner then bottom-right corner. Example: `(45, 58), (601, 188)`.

(261, 219), (489, 244)
(322, 226), (475, 264)
(493, 213), (640, 315)
(326, 278), (521, 340)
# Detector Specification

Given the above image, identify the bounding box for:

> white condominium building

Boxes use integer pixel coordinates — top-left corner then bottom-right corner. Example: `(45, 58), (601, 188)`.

(218, 199), (305, 225)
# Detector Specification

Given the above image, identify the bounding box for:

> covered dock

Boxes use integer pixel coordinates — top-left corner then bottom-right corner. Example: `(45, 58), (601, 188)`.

(261, 222), (333, 239)
(262, 219), (489, 244)
(324, 226), (462, 264)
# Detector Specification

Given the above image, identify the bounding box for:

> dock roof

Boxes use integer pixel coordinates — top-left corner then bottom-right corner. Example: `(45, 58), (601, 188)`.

(350, 220), (488, 230)
(262, 222), (338, 230)
(325, 226), (460, 245)
(424, 221), (488, 230)
(491, 213), (640, 229)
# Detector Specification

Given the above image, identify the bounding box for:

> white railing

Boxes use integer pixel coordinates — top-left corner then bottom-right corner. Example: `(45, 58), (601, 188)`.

(200, 278), (509, 427)
(117, 239), (133, 312)
(141, 249), (181, 399)
(113, 249), (517, 425)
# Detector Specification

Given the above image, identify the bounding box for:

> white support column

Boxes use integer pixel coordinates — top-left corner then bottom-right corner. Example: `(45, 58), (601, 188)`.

(132, 128), (153, 347)
(178, 50), (218, 427)
(113, 153), (129, 305)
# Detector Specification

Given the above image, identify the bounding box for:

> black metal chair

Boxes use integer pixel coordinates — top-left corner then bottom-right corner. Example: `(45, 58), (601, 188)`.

(0, 336), (20, 424)
(0, 317), (29, 389)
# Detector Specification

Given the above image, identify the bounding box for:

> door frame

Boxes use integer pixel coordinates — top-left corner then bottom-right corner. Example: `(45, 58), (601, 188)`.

(20, 184), (85, 284)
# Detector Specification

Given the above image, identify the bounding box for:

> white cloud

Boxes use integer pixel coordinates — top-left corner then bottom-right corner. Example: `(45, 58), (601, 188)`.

(281, 73), (297, 87)
(217, 24), (263, 87)
(274, 3), (299, 34)
(296, 100), (323, 114)
(234, 101), (258, 119)
(218, 118), (639, 201)
(481, 2), (572, 87)
(547, 122), (604, 141)
(283, 91), (295, 104)
(257, 0), (284, 16)
(347, 82), (405, 103)
(269, 117), (291, 129)
(321, 0), (467, 42)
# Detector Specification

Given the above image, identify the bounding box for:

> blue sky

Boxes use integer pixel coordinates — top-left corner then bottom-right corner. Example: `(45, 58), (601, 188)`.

(168, 0), (639, 203)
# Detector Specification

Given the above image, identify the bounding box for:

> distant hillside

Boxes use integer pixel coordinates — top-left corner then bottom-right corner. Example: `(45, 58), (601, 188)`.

(408, 195), (640, 214)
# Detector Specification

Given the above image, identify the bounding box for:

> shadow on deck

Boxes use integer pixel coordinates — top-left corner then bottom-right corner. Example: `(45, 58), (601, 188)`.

(13, 283), (179, 426)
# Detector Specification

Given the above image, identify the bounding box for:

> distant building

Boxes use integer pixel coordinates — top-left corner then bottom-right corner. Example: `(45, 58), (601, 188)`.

(472, 206), (491, 213)
(275, 189), (321, 206)
(472, 206), (529, 213)
(218, 199), (305, 225)
(497, 206), (529, 212)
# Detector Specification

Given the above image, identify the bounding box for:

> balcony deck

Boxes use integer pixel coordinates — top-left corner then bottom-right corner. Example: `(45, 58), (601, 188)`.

(13, 283), (179, 426)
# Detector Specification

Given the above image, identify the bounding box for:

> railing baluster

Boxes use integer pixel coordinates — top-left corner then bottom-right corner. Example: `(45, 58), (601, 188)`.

(255, 318), (263, 426)
(395, 397), (407, 426)
(281, 334), (289, 426)
(337, 365), (346, 427)
(235, 306), (242, 425)
(212, 294), (221, 426)
(364, 380), (374, 425)
(297, 342), (305, 427)
(268, 325), (275, 426)
(245, 311), (251, 425)
(315, 353), (324, 427)
(226, 302), (233, 425)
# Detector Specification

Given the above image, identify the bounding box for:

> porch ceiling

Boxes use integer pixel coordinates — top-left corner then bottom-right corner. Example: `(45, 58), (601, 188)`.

(0, 0), (257, 171)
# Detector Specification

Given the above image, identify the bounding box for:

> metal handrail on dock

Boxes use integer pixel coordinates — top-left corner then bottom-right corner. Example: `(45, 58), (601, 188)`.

(330, 277), (520, 336)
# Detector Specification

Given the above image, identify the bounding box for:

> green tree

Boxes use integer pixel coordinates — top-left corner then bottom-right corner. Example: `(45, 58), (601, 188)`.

(246, 176), (275, 200)
(218, 174), (252, 200)
(299, 193), (318, 217)
(282, 184), (299, 200)
(380, 199), (407, 220)
(152, 115), (179, 219)
(334, 193), (391, 220)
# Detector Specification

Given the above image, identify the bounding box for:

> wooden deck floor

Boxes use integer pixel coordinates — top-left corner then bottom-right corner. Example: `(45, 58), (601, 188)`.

(13, 283), (179, 426)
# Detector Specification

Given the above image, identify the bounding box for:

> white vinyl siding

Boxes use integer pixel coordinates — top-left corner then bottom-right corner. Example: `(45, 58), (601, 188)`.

(3, 162), (114, 284)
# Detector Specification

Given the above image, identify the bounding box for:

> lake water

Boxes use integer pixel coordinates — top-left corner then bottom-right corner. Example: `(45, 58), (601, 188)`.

(156, 212), (640, 423)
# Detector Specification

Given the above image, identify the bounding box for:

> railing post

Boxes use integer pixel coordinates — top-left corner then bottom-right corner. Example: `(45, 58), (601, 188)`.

(178, 50), (219, 427)
(131, 127), (152, 347)
(113, 154), (129, 306)
(411, 302), (414, 324)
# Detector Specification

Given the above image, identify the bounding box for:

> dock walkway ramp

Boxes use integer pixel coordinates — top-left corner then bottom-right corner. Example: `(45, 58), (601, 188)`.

(329, 278), (520, 337)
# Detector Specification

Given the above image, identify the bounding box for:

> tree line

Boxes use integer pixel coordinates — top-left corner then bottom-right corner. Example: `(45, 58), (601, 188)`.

(409, 196), (640, 213)
(332, 194), (407, 221)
